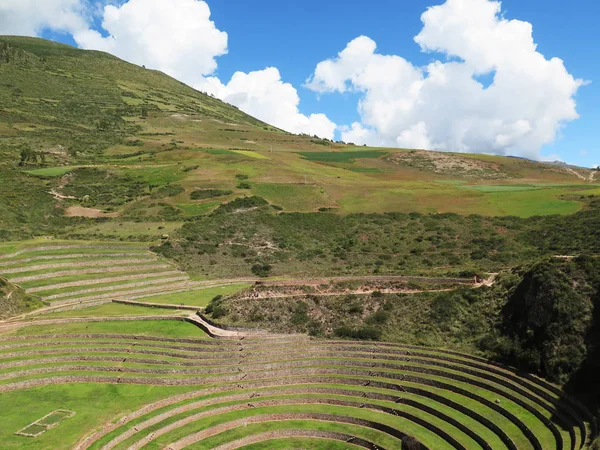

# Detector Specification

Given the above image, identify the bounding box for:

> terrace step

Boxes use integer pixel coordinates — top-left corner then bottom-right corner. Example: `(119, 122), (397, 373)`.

(42, 276), (190, 300)
(27, 271), (184, 293)
(48, 281), (209, 306)
(0, 253), (151, 268)
(9, 264), (172, 283)
(1, 258), (158, 274)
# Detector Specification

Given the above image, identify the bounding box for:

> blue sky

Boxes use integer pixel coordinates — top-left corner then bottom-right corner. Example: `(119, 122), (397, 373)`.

(211, 0), (599, 167)
(21, 0), (600, 167)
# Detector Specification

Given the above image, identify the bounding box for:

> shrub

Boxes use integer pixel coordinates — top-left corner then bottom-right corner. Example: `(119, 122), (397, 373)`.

(291, 301), (310, 325)
(368, 309), (390, 324)
(151, 184), (184, 199)
(347, 302), (363, 315)
(235, 174), (249, 180)
(190, 189), (232, 200)
(213, 196), (268, 214)
(205, 295), (227, 319)
(237, 182), (251, 190)
(251, 263), (272, 278)
(334, 325), (381, 341)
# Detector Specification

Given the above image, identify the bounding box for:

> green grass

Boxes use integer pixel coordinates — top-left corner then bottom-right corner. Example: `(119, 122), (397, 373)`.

(30, 275), (186, 298)
(0, 384), (197, 450)
(37, 411), (73, 426)
(1, 320), (207, 338)
(176, 202), (220, 217)
(297, 150), (387, 163)
(38, 303), (188, 318)
(469, 188), (582, 217)
(238, 437), (365, 449)
(18, 423), (47, 435)
(461, 184), (542, 192)
(252, 183), (337, 212)
(135, 403), (455, 450)
(348, 167), (384, 173)
(0, 240), (149, 258)
(6, 260), (167, 279)
(18, 267), (175, 289)
(139, 285), (250, 307)
(231, 150), (270, 159)
(23, 167), (76, 177)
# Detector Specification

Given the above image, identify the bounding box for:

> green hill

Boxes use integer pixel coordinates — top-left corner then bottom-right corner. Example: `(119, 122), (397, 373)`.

(1, 36), (599, 242)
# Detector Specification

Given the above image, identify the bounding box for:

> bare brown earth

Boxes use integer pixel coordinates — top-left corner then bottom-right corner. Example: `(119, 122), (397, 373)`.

(386, 151), (508, 179)
(64, 206), (120, 218)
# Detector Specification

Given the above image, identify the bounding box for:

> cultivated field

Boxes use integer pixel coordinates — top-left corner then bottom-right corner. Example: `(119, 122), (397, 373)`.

(0, 241), (248, 317)
(0, 314), (596, 450)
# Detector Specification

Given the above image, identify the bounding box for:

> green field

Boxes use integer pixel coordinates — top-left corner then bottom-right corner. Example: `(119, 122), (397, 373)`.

(2, 319), (208, 338)
(0, 318), (591, 450)
(40, 303), (188, 318)
(140, 285), (250, 307)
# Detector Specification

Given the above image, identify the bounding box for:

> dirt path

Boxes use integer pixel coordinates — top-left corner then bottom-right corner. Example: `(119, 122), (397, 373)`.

(49, 189), (76, 201)
(65, 207), (120, 218)
(564, 167), (587, 181)
(238, 288), (457, 301)
(186, 314), (245, 338)
(239, 274), (495, 300)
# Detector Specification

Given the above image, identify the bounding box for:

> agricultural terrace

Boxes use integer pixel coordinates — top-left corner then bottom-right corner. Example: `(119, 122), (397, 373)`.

(0, 240), (249, 317)
(0, 314), (595, 450)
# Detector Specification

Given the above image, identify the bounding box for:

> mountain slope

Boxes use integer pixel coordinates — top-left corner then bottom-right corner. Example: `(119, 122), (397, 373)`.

(0, 36), (598, 243)
(0, 36), (270, 133)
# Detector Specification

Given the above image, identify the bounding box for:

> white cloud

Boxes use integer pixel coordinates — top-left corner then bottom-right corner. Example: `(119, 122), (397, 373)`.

(0, 0), (336, 139)
(74, 0), (228, 87)
(306, 0), (584, 158)
(73, 0), (335, 138)
(201, 68), (336, 139)
(0, 0), (88, 36)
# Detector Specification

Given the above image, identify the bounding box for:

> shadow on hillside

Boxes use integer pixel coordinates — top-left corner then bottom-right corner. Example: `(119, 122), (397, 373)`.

(552, 289), (600, 441)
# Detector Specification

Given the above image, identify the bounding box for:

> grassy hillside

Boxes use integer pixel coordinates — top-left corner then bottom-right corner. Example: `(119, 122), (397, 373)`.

(0, 276), (42, 319)
(152, 197), (600, 280)
(1, 36), (599, 243)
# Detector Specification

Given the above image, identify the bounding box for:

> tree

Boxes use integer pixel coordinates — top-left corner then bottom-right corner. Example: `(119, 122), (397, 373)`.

(251, 263), (272, 278)
(19, 146), (38, 166)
